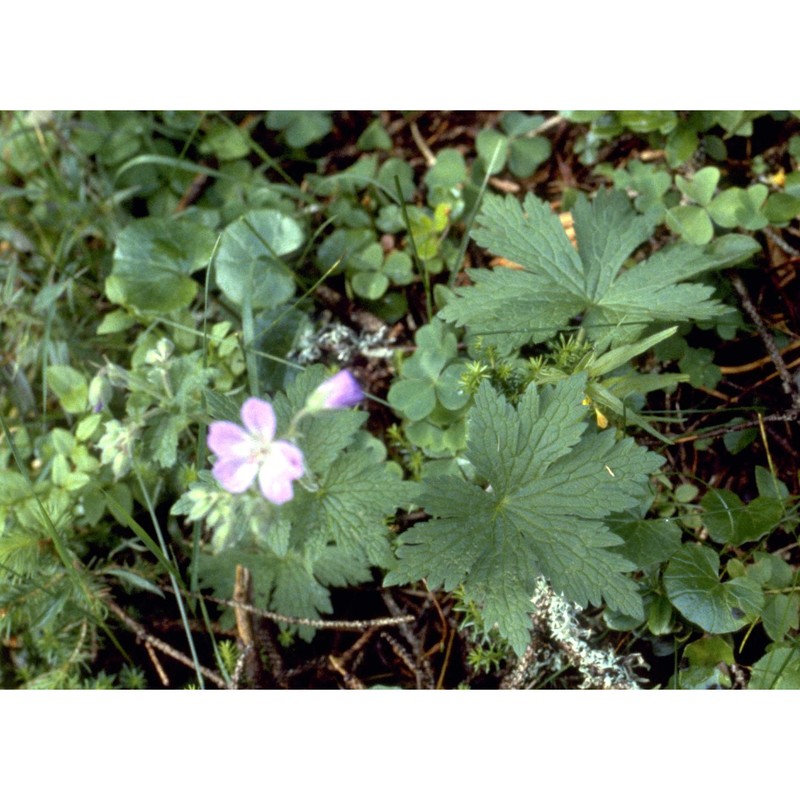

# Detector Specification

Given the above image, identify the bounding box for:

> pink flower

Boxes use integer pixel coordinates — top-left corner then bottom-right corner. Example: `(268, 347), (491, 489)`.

(207, 398), (304, 505)
(306, 370), (364, 412)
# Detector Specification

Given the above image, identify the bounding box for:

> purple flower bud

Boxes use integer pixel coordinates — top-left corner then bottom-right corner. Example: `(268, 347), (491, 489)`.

(306, 370), (364, 412)
(207, 397), (304, 505)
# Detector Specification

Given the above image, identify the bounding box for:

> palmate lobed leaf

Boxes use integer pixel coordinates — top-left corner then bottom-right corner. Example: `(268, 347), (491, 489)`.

(386, 373), (665, 655)
(442, 189), (759, 351)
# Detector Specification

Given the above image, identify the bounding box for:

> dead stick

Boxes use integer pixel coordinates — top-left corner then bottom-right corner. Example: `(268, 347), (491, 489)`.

(165, 585), (415, 631)
(729, 273), (800, 409)
(106, 599), (227, 689)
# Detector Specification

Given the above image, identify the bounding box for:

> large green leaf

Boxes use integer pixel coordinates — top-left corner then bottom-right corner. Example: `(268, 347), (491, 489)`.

(387, 373), (664, 655)
(444, 190), (758, 352)
(701, 489), (783, 545)
(214, 209), (302, 310)
(664, 544), (764, 633)
(107, 218), (217, 313)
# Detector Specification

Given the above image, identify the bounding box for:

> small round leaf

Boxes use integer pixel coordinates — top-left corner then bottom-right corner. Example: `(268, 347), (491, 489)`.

(665, 205), (714, 245)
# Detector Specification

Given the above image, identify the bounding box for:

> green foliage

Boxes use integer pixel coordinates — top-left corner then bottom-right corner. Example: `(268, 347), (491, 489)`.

(676, 636), (735, 689)
(749, 643), (800, 689)
(107, 218), (217, 314)
(664, 544), (764, 634)
(387, 319), (470, 460)
(386, 373), (664, 655)
(265, 111), (333, 148)
(475, 113), (552, 178)
(443, 188), (758, 352)
(3, 109), (799, 689)
(46, 365), (89, 415)
(701, 488), (783, 546)
(174, 366), (413, 639)
(214, 209), (303, 310)
(585, 110), (800, 247)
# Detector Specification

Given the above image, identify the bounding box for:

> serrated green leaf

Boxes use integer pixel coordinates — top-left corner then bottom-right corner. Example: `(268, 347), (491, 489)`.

(440, 266), (580, 351)
(572, 189), (654, 299)
(664, 544), (764, 633)
(203, 388), (244, 424)
(146, 413), (186, 469)
(272, 366), (367, 476)
(473, 192), (586, 297)
(388, 375), (662, 655)
(296, 450), (404, 566)
(449, 190), (740, 352)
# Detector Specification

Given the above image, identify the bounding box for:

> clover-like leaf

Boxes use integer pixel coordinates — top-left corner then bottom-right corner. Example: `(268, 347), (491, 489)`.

(665, 205), (714, 245)
(386, 372), (664, 655)
(388, 319), (467, 421)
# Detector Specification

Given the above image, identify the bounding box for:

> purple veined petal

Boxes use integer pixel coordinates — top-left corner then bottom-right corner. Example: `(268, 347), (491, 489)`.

(240, 397), (276, 441)
(212, 457), (259, 493)
(256, 442), (305, 504)
(258, 473), (295, 505)
(257, 462), (295, 505)
(207, 421), (254, 459)
(272, 440), (305, 478)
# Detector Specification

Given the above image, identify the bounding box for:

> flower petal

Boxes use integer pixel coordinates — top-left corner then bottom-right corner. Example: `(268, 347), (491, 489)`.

(256, 442), (305, 504)
(308, 370), (364, 411)
(272, 440), (305, 479)
(207, 421), (254, 459)
(240, 397), (276, 441)
(212, 457), (258, 493)
(258, 473), (295, 505)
